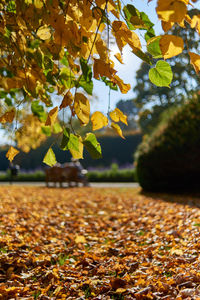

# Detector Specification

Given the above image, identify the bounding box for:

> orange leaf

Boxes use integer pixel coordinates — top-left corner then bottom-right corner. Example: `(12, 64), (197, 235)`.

(59, 91), (73, 110)
(0, 109), (15, 124)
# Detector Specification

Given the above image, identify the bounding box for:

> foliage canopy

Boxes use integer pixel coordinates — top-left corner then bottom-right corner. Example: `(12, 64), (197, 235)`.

(0, 0), (200, 164)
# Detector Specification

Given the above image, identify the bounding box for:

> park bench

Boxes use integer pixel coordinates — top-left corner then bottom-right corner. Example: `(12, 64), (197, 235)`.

(45, 164), (89, 187)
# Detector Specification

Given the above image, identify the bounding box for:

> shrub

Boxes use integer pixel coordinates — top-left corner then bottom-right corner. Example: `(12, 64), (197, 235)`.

(135, 97), (200, 191)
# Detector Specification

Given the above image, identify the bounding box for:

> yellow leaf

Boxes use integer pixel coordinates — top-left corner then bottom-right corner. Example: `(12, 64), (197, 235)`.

(0, 109), (15, 124)
(191, 15), (200, 34)
(59, 91), (73, 110)
(110, 108), (128, 125)
(37, 25), (51, 40)
(113, 75), (131, 94)
(34, 0), (43, 9)
(116, 288), (127, 293)
(189, 52), (200, 73)
(114, 53), (124, 64)
(75, 235), (86, 243)
(69, 136), (84, 160)
(74, 93), (90, 126)
(45, 107), (58, 126)
(159, 35), (184, 59)
(170, 248), (183, 255)
(91, 111), (108, 131)
(95, 39), (108, 61)
(6, 146), (19, 162)
(112, 21), (141, 52)
(111, 122), (125, 139)
(156, 0), (188, 23)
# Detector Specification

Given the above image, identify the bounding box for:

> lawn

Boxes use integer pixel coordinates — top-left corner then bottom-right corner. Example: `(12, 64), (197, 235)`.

(0, 186), (200, 299)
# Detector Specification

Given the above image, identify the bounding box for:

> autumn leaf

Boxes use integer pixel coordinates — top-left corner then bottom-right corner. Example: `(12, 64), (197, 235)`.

(93, 59), (116, 80)
(114, 53), (124, 64)
(91, 111), (108, 131)
(37, 25), (51, 40)
(110, 108), (128, 125)
(189, 52), (200, 73)
(43, 147), (57, 166)
(45, 107), (58, 126)
(75, 235), (86, 243)
(161, 21), (174, 32)
(74, 93), (90, 126)
(159, 35), (184, 59)
(59, 91), (73, 110)
(6, 146), (19, 162)
(156, 0), (188, 23)
(111, 122), (125, 139)
(0, 109), (15, 124)
(112, 21), (141, 52)
(191, 14), (200, 34)
(113, 75), (131, 94)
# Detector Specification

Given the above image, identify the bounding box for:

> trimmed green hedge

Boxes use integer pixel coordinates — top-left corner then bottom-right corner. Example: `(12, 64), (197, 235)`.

(87, 168), (137, 182)
(0, 169), (137, 183)
(135, 97), (200, 191)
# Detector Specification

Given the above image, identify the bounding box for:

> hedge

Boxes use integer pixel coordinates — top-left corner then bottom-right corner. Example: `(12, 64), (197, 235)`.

(135, 97), (200, 191)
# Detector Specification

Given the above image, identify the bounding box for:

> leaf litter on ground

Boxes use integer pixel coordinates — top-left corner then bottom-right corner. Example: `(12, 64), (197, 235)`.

(0, 186), (200, 299)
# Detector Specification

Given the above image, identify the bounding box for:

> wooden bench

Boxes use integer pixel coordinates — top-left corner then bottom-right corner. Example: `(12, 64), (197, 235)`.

(45, 165), (88, 187)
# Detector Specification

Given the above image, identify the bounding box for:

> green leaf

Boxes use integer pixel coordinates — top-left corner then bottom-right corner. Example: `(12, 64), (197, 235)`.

(123, 4), (139, 30)
(0, 91), (7, 99)
(60, 128), (70, 150)
(101, 77), (118, 91)
(140, 12), (154, 30)
(80, 58), (92, 81)
(7, 0), (16, 13)
(147, 36), (162, 59)
(149, 60), (173, 87)
(41, 126), (51, 136)
(31, 101), (47, 122)
(78, 77), (93, 95)
(43, 55), (53, 75)
(60, 52), (69, 67)
(53, 122), (62, 134)
(29, 39), (40, 49)
(68, 134), (80, 152)
(145, 28), (156, 42)
(35, 49), (44, 69)
(123, 5), (154, 31)
(59, 67), (75, 89)
(78, 58), (93, 95)
(5, 97), (12, 106)
(43, 148), (57, 167)
(83, 133), (102, 159)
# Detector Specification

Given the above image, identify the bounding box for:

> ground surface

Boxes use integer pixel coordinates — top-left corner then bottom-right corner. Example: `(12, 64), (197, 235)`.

(0, 186), (200, 299)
